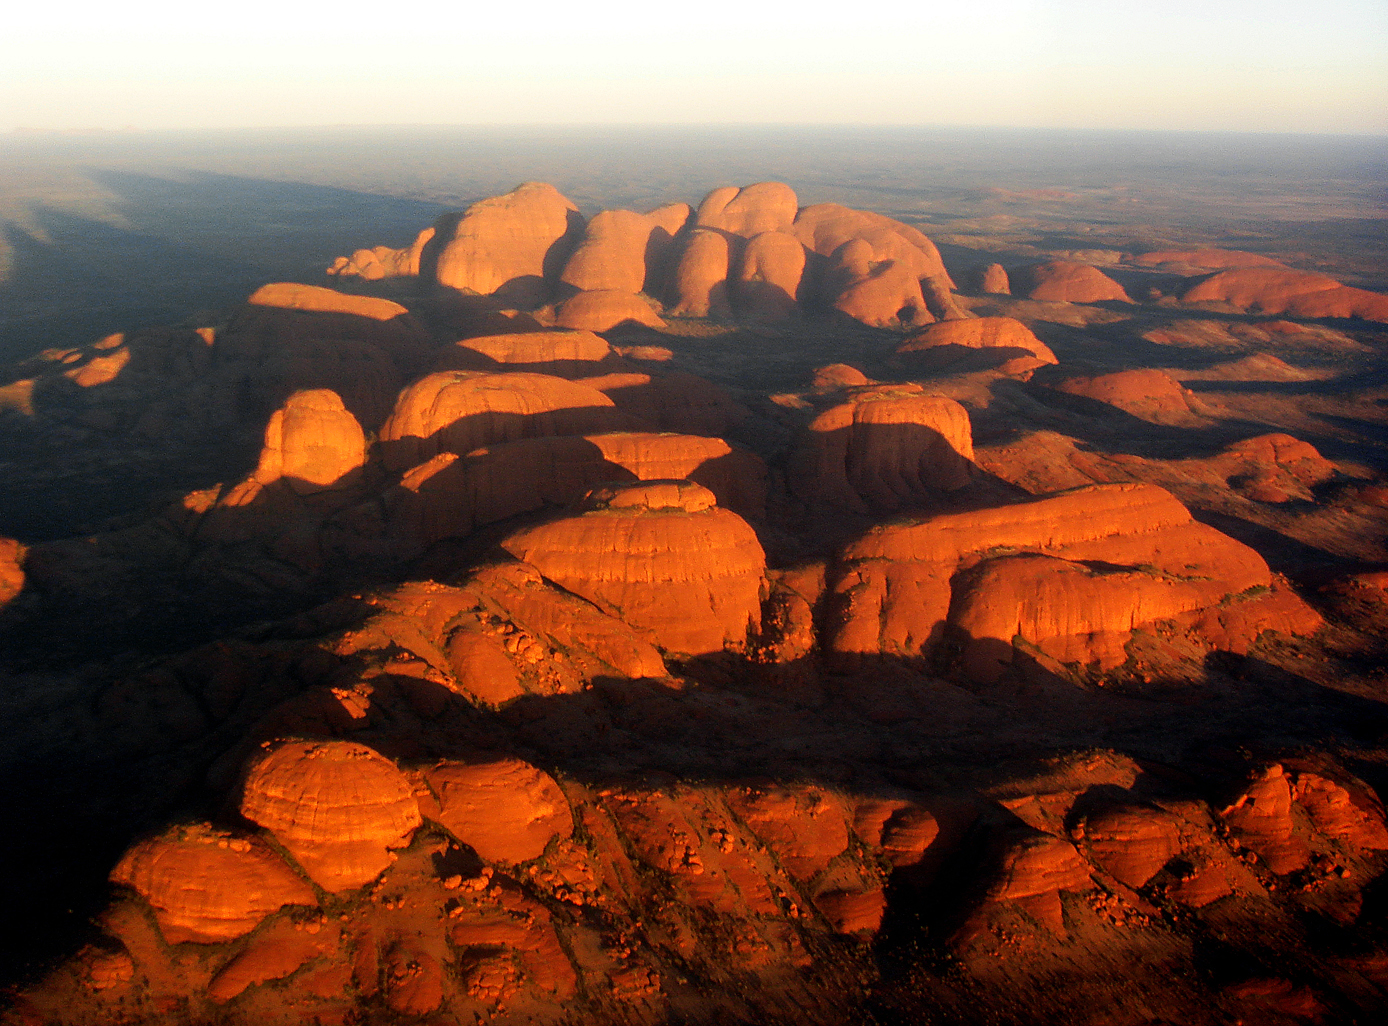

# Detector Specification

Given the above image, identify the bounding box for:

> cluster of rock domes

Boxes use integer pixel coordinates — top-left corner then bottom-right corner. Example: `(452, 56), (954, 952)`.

(8, 178), (1388, 1026)
(330, 181), (965, 330)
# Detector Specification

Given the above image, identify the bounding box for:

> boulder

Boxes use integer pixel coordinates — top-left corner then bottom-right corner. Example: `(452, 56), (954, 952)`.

(238, 741), (422, 892)
(500, 480), (766, 656)
(252, 389), (366, 494)
(378, 371), (631, 471)
(1016, 261), (1131, 303)
(109, 823), (317, 944)
(430, 182), (584, 305)
(790, 385), (974, 512)
(1220, 765), (1309, 874)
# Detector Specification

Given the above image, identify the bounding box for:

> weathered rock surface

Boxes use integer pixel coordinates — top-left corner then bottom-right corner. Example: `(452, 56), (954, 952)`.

(109, 823), (317, 944)
(238, 741), (422, 891)
(252, 389), (366, 493)
(790, 386), (974, 512)
(500, 480), (766, 656)
(379, 371), (630, 471)
(695, 182), (798, 238)
(1017, 261), (1131, 303)
(430, 182), (583, 305)
(976, 262), (1011, 294)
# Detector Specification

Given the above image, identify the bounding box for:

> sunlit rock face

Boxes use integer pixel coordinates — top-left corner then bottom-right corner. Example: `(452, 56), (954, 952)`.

(1016, 260), (1131, 303)
(500, 480), (766, 657)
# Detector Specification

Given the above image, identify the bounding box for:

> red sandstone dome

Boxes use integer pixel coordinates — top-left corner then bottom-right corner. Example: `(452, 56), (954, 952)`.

(0, 537), (24, 608)
(559, 203), (690, 294)
(252, 389), (366, 493)
(434, 329), (619, 377)
(552, 290), (667, 331)
(500, 480), (766, 656)
(423, 758), (574, 864)
(379, 371), (631, 471)
(1051, 368), (1204, 425)
(829, 482), (1318, 680)
(1182, 267), (1388, 321)
(1131, 248), (1284, 270)
(1017, 261), (1131, 303)
(791, 203), (954, 289)
(430, 182), (583, 305)
(977, 262), (1011, 294)
(825, 241), (935, 328)
(694, 182), (799, 238)
(238, 741), (422, 892)
(791, 386), (974, 512)
(896, 316), (1057, 374)
(667, 228), (734, 318)
(109, 822), (317, 944)
(734, 230), (807, 320)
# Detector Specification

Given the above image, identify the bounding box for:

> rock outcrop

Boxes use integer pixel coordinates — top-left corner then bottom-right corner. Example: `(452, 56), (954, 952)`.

(238, 741), (422, 892)
(379, 371), (630, 471)
(430, 182), (583, 305)
(424, 758), (574, 864)
(1130, 249), (1283, 271)
(252, 389), (366, 493)
(552, 290), (667, 331)
(977, 262), (1011, 294)
(828, 482), (1314, 679)
(1017, 261), (1131, 303)
(790, 386), (974, 512)
(328, 226), (436, 280)
(896, 316), (1056, 375)
(435, 330), (618, 377)
(109, 823), (318, 943)
(1182, 267), (1388, 321)
(500, 480), (766, 656)
(694, 182), (798, 238)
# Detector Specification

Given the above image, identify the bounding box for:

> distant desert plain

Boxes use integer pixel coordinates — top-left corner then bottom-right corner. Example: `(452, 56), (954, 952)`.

(2, 127), (1388, 1025)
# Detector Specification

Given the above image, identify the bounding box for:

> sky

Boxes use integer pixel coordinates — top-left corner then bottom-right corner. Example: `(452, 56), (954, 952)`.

(2, 0), (1386, 134)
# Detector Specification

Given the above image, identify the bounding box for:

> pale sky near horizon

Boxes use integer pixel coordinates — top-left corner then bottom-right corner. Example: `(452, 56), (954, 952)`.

(2, 0), (1385, 135)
